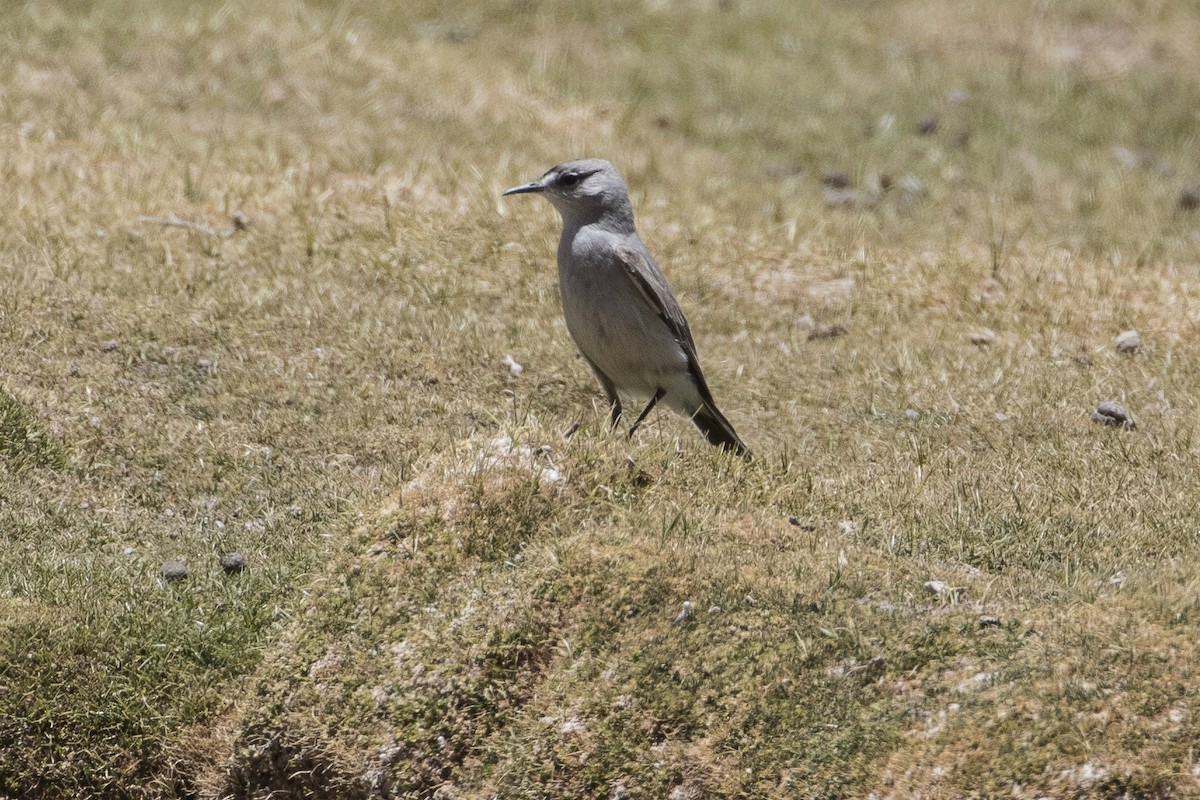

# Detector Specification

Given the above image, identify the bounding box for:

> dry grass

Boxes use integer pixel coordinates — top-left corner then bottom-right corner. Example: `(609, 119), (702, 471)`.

(2, 0), (1200, 797)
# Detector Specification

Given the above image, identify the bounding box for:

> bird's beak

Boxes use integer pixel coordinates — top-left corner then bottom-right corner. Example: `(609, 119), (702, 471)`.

(502, 178), (545, 196)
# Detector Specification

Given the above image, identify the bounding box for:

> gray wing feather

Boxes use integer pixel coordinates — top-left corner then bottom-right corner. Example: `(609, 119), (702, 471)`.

(613, 242), (701, 364)
(614, 242), (749, 457)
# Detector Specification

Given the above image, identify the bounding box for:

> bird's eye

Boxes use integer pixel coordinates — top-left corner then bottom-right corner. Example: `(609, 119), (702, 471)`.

(558, 172), (581, 187)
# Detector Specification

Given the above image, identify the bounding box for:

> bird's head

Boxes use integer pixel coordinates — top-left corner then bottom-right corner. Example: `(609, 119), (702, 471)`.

(503, 159), (634, 229)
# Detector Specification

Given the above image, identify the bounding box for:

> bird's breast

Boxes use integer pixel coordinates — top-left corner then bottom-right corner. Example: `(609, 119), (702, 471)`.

(556, 229), (688, 396)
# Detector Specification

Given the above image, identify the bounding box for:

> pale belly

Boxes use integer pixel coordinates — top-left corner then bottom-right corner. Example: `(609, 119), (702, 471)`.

(558, 243), (690, 402)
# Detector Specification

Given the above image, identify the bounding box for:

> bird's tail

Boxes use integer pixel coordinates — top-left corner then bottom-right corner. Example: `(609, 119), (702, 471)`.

(692, 402), (751, 459)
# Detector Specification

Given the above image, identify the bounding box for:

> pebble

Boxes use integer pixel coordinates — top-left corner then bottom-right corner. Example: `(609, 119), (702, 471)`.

(672, 601), (694, 627)
(101, 340), (120, 353)
(978, 615), (1001, 628)
(915, 113), (939, 135)
(822, 188), (858, 208)
(1092, 401), (1135, 429)
(809, 324), (848, 341)
(821, 168), (851, 189)
(231, 210), (250, 230)
(221, 552), (246, 574)
(560, 718), (586, 736)
(1114, 330), (1141, 353)
(905, 408), (920, 420)
(899, 174), (928, 204)
(970, 329), (996, 346)
(1112, 146), (1141, 169)
(161, 559), (188, 582)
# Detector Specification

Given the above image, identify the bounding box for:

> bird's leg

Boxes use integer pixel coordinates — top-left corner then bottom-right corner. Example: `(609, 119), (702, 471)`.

(627, 387), (665, 439)
(608, 397), (623, 430)
(584, 356), (622, 430)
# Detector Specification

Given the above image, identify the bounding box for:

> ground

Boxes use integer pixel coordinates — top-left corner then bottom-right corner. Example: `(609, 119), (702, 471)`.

(2, 0), (1200, 797)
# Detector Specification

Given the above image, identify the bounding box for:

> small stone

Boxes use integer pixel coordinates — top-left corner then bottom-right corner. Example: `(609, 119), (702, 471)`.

(1112, 146), (1140, 168)
(809, 324), (848, 341)
(924, 580), (949, 595)
(672, 601), (694, 627)
(788, 516), (816, 531)
(899, 174), (927, 204)
(502, 354), (523, 377)
(196, 358), (215, 371)
(68, 363), (80, 377)
(562, 421), (580, 440)
(221, 552), (246, 574)
(878, 173), (894, 191)
(915, 113), (939, 135)
(101, 340), (120, 353)
(905, 408), (919, 420)
(1178, 187), (1200, 211)
(378, 740), (402, 765)
(978, 615), (1001, 628)
(1114, 330), (1141, 353)
(231, 210), (250, 230)
(970, 329), (996, 346)
(161, 559), (188, 582)
(822, 188), (858, 208)
(994, 412), (1009, 422)
(611, 783), (629, 800)
(821, 168), (851, 189)
(1092, 401), (1135, 429)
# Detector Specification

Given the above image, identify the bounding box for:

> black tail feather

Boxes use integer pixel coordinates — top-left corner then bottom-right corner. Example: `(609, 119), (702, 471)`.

(692, 402), (751, 459)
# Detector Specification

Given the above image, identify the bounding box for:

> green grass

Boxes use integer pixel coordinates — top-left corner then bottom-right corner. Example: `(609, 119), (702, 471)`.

(2, 0), (1200, 797)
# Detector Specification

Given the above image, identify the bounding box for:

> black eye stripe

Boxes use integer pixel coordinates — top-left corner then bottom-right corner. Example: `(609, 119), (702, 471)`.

(556, 168), (598, 188)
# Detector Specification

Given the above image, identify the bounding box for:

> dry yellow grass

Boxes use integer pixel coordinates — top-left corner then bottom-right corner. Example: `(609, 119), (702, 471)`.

(2, 0), (1200, 798)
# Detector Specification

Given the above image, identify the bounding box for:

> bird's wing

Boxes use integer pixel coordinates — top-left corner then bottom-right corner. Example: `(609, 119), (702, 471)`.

(614, 240), (704, 370)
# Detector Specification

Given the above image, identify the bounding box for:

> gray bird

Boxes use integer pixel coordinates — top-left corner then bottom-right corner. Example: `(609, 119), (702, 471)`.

(503, 159), (749, 457)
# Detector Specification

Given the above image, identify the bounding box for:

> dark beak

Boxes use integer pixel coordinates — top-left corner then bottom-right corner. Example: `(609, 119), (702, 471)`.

(502, 179), (545, 196)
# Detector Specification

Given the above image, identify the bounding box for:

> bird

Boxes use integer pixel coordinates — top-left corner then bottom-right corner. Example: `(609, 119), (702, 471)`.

(503, 158), (749, 457)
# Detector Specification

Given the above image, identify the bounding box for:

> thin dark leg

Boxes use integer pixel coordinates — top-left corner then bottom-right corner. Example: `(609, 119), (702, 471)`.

(583, 355), (622, 429)
(627, 387), (665, 439)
